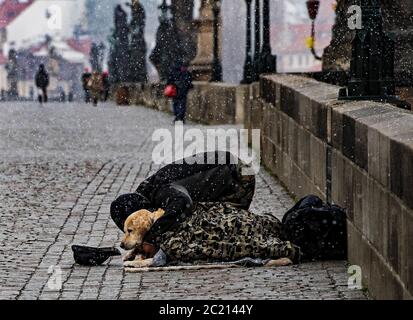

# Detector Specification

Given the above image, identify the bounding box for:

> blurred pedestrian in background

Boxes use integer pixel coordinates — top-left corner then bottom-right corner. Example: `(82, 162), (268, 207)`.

(58, 86), (66, 103)
(167, 62), (193, 123)
(102, 71), (110, 102)
(82, 68), (92, 103)
(35, 64), (49, 104)
(88, 71), (103, 106)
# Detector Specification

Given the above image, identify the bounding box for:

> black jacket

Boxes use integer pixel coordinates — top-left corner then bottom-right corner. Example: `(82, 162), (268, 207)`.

(102, 76), (110, 90)
(35, 68), (49, 89)
(82, 73), (92, 90)
(167, 66), (193, 100)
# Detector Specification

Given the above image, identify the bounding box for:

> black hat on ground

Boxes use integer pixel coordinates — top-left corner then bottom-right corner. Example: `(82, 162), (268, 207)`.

(72, 245), (121, 266)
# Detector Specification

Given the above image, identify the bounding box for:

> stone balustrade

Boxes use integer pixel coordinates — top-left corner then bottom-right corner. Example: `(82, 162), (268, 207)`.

(245, 74), (413, 300)
(113, 82), (248, 125)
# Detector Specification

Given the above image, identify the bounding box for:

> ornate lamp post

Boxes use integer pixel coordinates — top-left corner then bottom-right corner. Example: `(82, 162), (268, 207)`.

(211, 0), (223, 82)
(259, 0), (276, 73)
(338, 0), (410, 109)
(253, 0), (261, 81)
(306, 0), (322, 60)
(242, 0), (254, 84)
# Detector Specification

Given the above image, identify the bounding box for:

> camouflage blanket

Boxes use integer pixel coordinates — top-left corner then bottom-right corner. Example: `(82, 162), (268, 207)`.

(155, 202), (301, 264)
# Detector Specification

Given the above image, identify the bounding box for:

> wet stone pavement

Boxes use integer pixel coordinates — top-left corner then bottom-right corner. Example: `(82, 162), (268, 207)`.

(0, 102), (367, 300)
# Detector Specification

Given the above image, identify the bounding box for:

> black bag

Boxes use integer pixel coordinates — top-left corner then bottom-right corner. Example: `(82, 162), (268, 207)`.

(282, 195), (347, 261)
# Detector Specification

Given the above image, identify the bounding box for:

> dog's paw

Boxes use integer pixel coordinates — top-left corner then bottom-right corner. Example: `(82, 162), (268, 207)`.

(124, 258), (154, 269)
(264, 258), (293, 267)
(122, 251), (136, 262)
(123, 259), (146, 268)
(123, 261), (138, 268)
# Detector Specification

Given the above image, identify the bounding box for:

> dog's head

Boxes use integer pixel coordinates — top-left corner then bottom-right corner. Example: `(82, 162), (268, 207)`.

(120, 209), (164, 250)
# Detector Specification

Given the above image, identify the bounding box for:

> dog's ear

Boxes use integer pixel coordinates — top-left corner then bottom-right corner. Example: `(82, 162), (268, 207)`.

(152, 209), (165, 223)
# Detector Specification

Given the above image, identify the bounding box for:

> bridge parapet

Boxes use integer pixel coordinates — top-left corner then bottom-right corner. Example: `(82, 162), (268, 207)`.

(245, 74), (413, 300)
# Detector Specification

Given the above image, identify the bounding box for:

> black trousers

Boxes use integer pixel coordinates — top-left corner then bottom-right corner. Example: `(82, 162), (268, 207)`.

(38, 87), (48, 103)
(172, 98), (187, 121)
(84, 89), (91, 103)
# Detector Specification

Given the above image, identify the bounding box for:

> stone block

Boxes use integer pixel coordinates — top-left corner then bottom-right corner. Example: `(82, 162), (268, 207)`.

(352, 167), (365, 230)
(368, 109), (411, 136)
(368, 127), (385, 188)
(355, 121), (368, 171)
(275, 110), (283, 147)
(298, 93), (312, 131)
(269, 107), (279, 146)
(279, 112), (288, 154)
(387, 195), (402, 274)
(290, 161), (316, 200)
(347, 221), (371, 291)
(369, 248), (404, 300)
(267, 141), (277, 175)
(309, 134), (326, 194)
(378, 130), (391, 189)
(311, 100), (328, 142)
(342, 114), (356, 162)
(297, 127), (311, 177)
(274, 144), (283, 178)
(280, 85), (299, 122)
(266, 103), (274, 139)
(331, 107), (343, 151)
(281, 152), (293, 195)
(342, 158), (354, 221)
(367, 177), (387, 252)
(287, 118), (298, 163)
(401, 208), (413, 295)
(390, 139), (403, 199)
(390, 139), (413, 211)
(331, 149), (344, 207)
(400, 140), (413, 211)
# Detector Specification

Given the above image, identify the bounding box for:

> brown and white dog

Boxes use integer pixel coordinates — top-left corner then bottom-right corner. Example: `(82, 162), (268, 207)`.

(121, 208), (164, 268)
(121, 208), (293, 269)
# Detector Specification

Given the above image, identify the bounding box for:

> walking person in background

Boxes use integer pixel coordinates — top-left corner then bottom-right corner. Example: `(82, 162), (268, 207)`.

(81, 68), (92, 103)
(167, 62), (193, 123)
(58, 86), (66, 103)
(35, 64), (49, 104)
(102, 71), (110, 102)
(88, 71), (103, 107)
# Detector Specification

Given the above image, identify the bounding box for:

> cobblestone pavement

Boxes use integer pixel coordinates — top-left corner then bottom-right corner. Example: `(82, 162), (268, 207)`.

(0, 102), (367, 300)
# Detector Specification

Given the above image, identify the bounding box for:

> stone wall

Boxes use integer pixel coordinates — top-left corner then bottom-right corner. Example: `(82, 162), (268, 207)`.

(115, 82), (248, 125)
(244, 74), (413, 300)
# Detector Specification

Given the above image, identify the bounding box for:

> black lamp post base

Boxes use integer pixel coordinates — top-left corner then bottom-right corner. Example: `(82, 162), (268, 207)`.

(260, 52), (277, 74)
(211, 0), (222, 83)
(241, 60), (254, 84)
(211, 64), (223, 82)
(338, 88), (411, 110)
